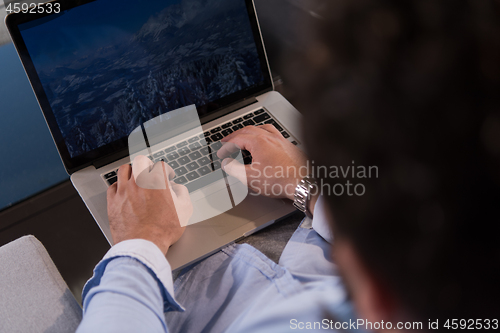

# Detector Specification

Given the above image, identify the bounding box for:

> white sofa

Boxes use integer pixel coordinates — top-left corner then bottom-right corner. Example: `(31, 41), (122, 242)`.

(0, 236), (82, 332)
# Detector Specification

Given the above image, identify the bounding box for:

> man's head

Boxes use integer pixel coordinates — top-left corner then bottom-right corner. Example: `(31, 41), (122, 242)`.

(290, 0), (500, 327)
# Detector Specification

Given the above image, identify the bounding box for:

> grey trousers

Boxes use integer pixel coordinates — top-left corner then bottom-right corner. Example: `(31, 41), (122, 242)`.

(0, 236), (82, 333)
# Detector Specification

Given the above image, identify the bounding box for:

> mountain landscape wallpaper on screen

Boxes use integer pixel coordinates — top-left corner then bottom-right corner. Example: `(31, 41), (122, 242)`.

(26, 0), (264, 158)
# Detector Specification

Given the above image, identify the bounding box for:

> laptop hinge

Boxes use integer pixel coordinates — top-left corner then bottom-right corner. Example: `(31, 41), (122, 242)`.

(93, 150), (129, 170)
(201, 97), (259, 125)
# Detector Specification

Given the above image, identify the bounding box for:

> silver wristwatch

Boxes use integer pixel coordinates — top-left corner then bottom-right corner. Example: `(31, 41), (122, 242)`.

(293, 176), (317, 218)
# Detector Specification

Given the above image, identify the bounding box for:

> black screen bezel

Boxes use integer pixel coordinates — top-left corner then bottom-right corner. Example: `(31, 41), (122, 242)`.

(6, 0), (272, 174)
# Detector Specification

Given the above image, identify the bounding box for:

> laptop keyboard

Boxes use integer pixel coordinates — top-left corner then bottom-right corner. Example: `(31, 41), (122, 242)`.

(102, 108), (297, 191)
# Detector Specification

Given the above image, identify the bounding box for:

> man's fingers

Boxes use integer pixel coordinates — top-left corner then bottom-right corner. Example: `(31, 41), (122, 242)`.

(171, 182), (190, 200)
(132, 155), (154, 183)
(217, 141), (242, 159)
(258, 123), (281, 135)
(132, 156), (176, 190)
(221, 125), (263, 142)
(219, 133), (257, 156)
(170, 182), (193, 227)
(117, 163), (132, 181)
(132, 158), (172, 189)
(161, 162), (176, 181)
(221, 158), (249, 186)
(107, 183), (117, 200)
(135, 161), (170, 189)
(116, 164), (132, 192)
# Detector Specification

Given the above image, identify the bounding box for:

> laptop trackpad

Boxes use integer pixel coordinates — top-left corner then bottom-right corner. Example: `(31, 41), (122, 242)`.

(205, 194), (285, 236)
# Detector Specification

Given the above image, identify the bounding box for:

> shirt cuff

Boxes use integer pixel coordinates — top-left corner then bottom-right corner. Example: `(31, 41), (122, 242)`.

(82, 239), (184, 312)
(311, 195), (334, 244)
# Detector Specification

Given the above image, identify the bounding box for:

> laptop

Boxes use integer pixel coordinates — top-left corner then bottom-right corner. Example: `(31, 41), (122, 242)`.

(6, 0), (304, 270)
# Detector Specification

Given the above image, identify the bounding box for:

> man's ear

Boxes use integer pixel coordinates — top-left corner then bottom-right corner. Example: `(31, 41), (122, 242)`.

(334, 239), (397, 325)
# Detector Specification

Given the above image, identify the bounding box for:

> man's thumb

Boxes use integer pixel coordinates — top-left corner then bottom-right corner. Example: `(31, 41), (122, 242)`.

(221, 158), (248, 186)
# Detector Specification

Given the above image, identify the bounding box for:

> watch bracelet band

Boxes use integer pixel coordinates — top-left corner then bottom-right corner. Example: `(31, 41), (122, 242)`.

(293, 175), (317, 218)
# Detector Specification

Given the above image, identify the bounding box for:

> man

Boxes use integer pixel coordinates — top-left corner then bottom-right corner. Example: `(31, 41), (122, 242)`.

(77, 0), (500, 332)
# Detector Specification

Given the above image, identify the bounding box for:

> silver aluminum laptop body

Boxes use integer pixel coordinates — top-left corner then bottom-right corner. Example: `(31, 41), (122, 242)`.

(7, 0), (304, 271)
(73, 91), (303, 270)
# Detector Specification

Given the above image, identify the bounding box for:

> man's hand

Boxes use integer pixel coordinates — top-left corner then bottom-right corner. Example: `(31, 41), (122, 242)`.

(107, 156), (193, 255)
(219, 124), (308, 200)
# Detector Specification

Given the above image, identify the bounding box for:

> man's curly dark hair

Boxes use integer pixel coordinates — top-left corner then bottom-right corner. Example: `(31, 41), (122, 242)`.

(290, 0), (500, 322)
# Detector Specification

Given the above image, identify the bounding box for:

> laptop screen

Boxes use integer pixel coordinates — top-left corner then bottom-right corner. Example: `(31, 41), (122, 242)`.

(9, 0), (271, 171)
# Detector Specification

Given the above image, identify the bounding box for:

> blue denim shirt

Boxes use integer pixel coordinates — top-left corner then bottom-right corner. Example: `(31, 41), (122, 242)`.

(77, 197), (358, 332)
